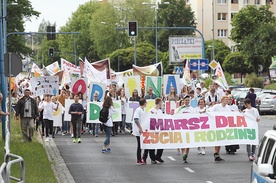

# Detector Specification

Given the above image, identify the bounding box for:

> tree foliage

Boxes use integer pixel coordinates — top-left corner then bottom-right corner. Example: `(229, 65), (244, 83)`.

(205, 40), (230, 65)
(231, 5), (276, 77)
(155, 0), (196, 52)
(7, 0), (40, 54)
(58, 1), (101, 63)
(223, 52), (252, 75)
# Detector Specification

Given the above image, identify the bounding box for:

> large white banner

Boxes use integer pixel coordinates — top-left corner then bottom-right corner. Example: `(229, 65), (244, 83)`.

(141, 112), (259, 149)
(169, 36), (202, 65)
(30, 76), (59, 97)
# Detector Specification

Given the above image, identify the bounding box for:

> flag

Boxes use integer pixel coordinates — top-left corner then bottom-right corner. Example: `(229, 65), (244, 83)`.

(45, 61), (60, 75)
(91, 58), (111, 84)
(132, 62), (162, 76)
(79, 58), (84, 77)
(214, 62), (228, 90)
(182, 60), (192, 86)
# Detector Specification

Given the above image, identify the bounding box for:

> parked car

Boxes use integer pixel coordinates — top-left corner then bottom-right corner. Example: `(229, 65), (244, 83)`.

(251, 127), (276, 183)
(256, 92), (269, 112)
(259, 93), (276, 114)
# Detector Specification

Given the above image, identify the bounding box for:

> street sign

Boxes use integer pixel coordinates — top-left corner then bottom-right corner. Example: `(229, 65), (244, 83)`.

(189, 59), (209, 70)
(209, 60), (218, 70)
(4, 53), (22, 77)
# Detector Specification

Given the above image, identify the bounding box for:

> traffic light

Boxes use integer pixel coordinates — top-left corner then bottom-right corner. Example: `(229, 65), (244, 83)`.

(128, 21), (138, 37)
(47, 26), (56, 40)
(49, 48), (54, 57)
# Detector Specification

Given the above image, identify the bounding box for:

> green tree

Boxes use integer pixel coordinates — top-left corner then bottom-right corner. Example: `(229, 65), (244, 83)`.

(205, 40), (230, 65)
(58, 1), (101, 63)
(230, 5), (276, 78)
(154, 0), (196, 52)
(37, 38), (60, 67)
(223, 52), (252, 83)
(108, 43), (157, 71)
(7, 0), (40, 54)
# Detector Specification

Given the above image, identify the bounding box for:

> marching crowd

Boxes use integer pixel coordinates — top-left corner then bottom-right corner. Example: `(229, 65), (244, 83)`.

(0, 80), (260, 165)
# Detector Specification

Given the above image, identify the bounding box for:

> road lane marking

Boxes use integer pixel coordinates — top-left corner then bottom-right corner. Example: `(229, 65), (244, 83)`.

(168, 156), (176, 161)
(206, 181), (213, 183)
(65, 139), (71, 145)
(184, 167), (195, 173)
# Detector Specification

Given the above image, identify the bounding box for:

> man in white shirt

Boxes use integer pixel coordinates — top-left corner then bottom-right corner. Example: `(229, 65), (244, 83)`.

(133, 98), (147, 165)
(210, 96), (231, 161)
(148, 98), (164, 163)
(200, 82), (207, 94)
(177, 95), (196, 163)
(244, 98), (260, 161)
(213, 82), (225, 99)
(205, 88), (220, 107)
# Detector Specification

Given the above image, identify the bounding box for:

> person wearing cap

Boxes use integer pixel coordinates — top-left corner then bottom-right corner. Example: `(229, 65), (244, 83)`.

(0, 93), (9, 117)
(15, 89), (39, 142)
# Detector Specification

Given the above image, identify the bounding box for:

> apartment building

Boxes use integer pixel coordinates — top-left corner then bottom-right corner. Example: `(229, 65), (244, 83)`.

(187, 0), (275, 51)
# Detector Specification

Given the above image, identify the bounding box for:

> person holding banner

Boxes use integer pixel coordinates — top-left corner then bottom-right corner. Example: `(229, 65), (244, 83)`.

(118, 89), (127, 134)
(133, 98), (147, 165)
(243, 98), (260, 161)
(109, 88), (119, 136)
(69, 95), (84, 143)
(101, 96), (116, 153)
(176, 95), (196, 163)
(167, 86), (179, 102)
(90, 93), (100, 137)
(145, 87), (157, 100)
(210, 95), (231, 161)
(16, 89), (39, 142)
(195, 98), (207, 155)
(129, 89), (141, 102)
(148, 98), (164, 163)
(57, 88), (69, 136)
(39, 95), (59, 142)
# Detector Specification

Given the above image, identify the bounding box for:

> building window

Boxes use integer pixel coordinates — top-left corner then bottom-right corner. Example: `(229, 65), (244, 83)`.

(231, 46), (236, 52)
(218, 0), (227, 4)
(231, 0), (238, 3)
(186, 0), (190, 4)
(218, 13), (227, 20)
(231, 13), (237, 19)
(267, 0), (273, 4)
(218, 29), (227, 37)
(255, 0), (260, 4)
(244, 0), (249, 4)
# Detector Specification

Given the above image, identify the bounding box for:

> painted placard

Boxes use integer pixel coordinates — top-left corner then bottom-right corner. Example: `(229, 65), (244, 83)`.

(145, 76), (162, 98)
(163, 75), (181, 95)
(125, 100), (155, 123)
(89, 82), (107, 102)
(30, 76), (59, 97)
(123, 76), (141, 98)
(70, 78), (88, 99)
(53, 102), (63, 127)
(165, 101), (180, 114)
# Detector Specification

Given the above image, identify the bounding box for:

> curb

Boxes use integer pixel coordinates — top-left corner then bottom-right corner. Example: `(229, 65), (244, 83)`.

(37, 132), (76, 183)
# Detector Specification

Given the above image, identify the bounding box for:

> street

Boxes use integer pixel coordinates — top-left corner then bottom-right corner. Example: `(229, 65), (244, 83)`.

(54, 116), (275, 183)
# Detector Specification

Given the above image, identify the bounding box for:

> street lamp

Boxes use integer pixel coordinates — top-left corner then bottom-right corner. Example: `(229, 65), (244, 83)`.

(143, 1), (170, 63)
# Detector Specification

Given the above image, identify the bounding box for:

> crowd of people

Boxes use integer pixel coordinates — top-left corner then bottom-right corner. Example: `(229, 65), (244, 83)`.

(0, 80), (260, 165)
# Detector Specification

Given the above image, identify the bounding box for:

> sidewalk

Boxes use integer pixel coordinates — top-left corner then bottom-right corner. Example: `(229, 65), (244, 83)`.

(37, 132), (75, 183)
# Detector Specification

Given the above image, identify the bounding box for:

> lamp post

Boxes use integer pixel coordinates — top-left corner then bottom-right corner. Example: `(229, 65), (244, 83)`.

(143, 1), (170, 63)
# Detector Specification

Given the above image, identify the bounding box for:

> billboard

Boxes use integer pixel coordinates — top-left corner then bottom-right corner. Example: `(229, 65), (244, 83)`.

(169, 36), (202, 65)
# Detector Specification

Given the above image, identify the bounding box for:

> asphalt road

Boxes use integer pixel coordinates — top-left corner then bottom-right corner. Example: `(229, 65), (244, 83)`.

(54, 116), (276, 183)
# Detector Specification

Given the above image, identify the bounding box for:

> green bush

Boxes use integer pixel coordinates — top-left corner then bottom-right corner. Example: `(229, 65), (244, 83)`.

(264, 84), (276, 90)
(244, 73), (264, 88)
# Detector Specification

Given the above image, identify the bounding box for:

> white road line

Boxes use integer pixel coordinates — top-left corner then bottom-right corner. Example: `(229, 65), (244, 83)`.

(184, 167), (195, 173)
(167, 156), (176, 161)
(206, 181), (213, 183)
(65, 139), (71, 145)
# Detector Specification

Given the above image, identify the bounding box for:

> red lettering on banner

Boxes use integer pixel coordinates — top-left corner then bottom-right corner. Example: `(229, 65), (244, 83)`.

(228, 116), (236, 127)
(72, 80), (86, 95)
(237, 116), (247, 127)
(215, 116), (228, 128)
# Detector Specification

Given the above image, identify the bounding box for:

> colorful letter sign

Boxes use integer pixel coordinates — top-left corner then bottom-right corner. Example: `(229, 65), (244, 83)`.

(89, 82), (106, 102)
(163, 75), (181, 95)
(145, 76), (162, 98)
(123, 76), (141, 98)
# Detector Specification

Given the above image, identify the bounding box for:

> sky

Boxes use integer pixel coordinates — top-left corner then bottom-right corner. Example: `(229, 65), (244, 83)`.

(24, 0), (90, 32)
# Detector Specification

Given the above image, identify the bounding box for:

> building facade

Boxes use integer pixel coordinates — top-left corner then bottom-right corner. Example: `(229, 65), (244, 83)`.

(188, 0), (275, 51)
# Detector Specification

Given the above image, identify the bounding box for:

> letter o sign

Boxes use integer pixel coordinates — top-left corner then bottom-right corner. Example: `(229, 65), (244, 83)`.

(72, 79), (86, 95)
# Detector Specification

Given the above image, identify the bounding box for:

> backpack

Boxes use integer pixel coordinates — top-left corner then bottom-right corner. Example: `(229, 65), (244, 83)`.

(99, 107), (109, 123)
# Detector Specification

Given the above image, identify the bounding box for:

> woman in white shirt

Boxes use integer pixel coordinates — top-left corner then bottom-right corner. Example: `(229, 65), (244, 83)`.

(102, 96), (116, 153)
(118, 89), (127, 134)
(39, 95), (59, 142)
